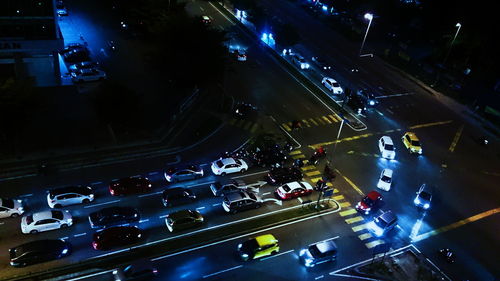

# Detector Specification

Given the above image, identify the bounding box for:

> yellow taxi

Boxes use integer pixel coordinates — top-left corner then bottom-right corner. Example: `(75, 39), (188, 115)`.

(402, 132), (422, 154)
(237, 234), (279, 261)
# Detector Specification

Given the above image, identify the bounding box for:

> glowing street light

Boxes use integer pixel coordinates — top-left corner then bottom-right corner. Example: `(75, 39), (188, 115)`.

(442, 23), (462, 66)
(359, 13), (374, 57)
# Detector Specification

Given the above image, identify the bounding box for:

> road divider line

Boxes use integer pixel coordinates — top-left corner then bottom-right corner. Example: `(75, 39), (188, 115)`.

(73, 233), (87, 237)
(20, 193), (33, 197)
(139, 219), (149, 223)
(196, 207), (206, 211)
(260, 249), (294, 261)
(138, 191), (163, 198)
(202, 265), (243, 278)
(187, 181), (216, 188)
(212, 203), (220, 207)
(448, 125), (464, 152)
(148, 172), (159, 175)
(84, 199), (120, 208)
(315, 275), (324, 280)
(90, 182), (102, 185)
(262, 192), (271, 196)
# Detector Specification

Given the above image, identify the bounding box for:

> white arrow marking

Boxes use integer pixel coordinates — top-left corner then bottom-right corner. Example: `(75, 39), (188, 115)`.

(263, 198), (282, 206)
(245, 180), (268, 188)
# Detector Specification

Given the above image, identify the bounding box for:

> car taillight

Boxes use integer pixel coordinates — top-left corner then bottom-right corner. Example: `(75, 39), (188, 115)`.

(92, 241), (98, 249)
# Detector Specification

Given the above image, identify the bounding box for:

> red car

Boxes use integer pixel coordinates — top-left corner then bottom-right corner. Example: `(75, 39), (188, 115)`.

(276, 181), (313, 200)
(109, 177), (152, 196)
(92, 226), (143, 250)
(355, 191), (383, 215)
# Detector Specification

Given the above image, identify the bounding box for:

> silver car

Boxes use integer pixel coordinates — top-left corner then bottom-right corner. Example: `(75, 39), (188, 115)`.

(47, 186), (94, 208)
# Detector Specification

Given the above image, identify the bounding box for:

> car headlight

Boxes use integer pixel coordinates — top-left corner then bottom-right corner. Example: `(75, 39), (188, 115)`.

(68, 218), (73, 223)
(299, 249), (307, 256)
(62, 248), (69, 255)
(369, 100), (375, 106)
(18, 207), (24, 213)
(241, 253), (248, 258)
(17, 199), (22, 203)
(238, 243), (242, 250)
(414, 197), (420, 205)
(423, 203), (430, 209)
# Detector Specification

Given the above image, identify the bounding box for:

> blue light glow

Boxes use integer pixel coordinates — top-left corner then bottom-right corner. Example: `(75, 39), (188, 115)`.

(322, 5), (328, 11)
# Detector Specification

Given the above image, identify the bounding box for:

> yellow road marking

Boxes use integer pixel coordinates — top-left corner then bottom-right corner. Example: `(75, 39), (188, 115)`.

(289, 150), (302, 156)
(365, 240), (385, 249)
(332, 188), (338, 193)
(328, 114), (339, 122)
(339, 202), (351, 208)
(337, 171), (364, 195)
(292, 154), (306, 159)
(339, 209), (357, 217)
(305, 171), (321, 177)
(345, 216), (364, 224)
(352, 223), (368, 232)
(315, 117), (325, 125)
(326, 182), (333, 187)
(409, 120), (453, 129)
(322, 116), (332, 124)
(302, 119), (311, 127)
(300, 165), (316, 171)
(250, 123), (259, 133)
(448, 125), (464, 152)
(282, 123), (292, 132)
(412, 207), (500, 242)
(308, 118), (318, 126)
(332, 195), (344, 201)
(358, 233), (372, 240)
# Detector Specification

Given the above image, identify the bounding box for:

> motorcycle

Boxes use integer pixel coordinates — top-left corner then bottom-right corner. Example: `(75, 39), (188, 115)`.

(309, 148), (326, 165)
(478, 136), (489, 146)
(438, 248), (456, 263)
(323, 165), (336, 182)
(284, 142), (294, 152)
(314, 179), (327, 191)
(107, 40), (117, 52)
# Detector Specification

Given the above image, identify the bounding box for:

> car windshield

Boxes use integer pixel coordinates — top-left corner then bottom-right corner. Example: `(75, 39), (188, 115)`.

(248, 193), (257, 200)
(381, 175), (392, 183)
(420, 191), (432, 201)
(375, 217), (388, 228)
(216, 160), (223, 168)
(385, 144), (394, 151)
(241, 239), (259, 253)
(332, 82), (340, 87)
(362, 197), (374, 206)
(51, 210), (63, 220)
(411, 140), (421, 147)
(282, 184), (291, 192)
(308, 245), (322, 258)
(26, 215), (34, 224)
(1, 198), (14, 209)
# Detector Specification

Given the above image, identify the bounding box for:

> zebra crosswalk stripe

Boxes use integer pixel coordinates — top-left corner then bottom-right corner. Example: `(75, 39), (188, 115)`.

(322, 116), (332, 124)
(365, 240), (385, 249)
(302, 119), (311, 127)
(282, 123), (292, 132)
(289, 150), (302, 156)
(315, 117), (325, 125)
(328, 114), (340, 122)
(309, 118), (319, 126)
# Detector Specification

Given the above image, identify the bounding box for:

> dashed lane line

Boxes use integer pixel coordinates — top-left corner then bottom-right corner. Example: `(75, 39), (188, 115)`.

(365, 240), (385, 249)
(335, 169), (364, 196)
(358, 233), (372, 240)
(260, 249), (294, 261)
(448, 125), (464, 152)
(84, 199), (120, 208)
(339, 209), (357, 217)
(202, 265), (243, 279)
(73, 233), (87, 238)
(345, 216), (364, 224)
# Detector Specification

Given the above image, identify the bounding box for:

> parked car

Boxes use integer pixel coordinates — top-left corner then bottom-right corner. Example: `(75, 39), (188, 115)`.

(265, 167), (303, 185)
(299, 239), (337, 267)
(201, 15), (212, 25)
(164, 165), (203, 183)
(414, 184), (432, 209)
(311, 56), (331, 70)
(21, 210), (73, 234)
(355, 191), (383, 215)
(356, 89), (378, 106)
(377, 169), (393, 191)
(238, 234), (279, 261)
(378, 136), (396, 159)
(9, 239), (71, 267)
(47, 185), (94, 208)
(71, 68), (106, 83)
(367, 210), (398, 237)
(63, 49), (90, 63)
(222, 191), (262, 214)
(0, 198), (24, 218)
(211, 157), (248, 176)
(402, 132), (422, 154)
(210, 179), (249, 197)
(322, 77), (343, 95)
(109, 177), (152, 196)
(88, 206), (140, 228)
(165, 210), (204, 232)
(276, 181), (313, 200)
(162, 188), (196, 207)
(112, 259), (159, 281)
(291, 54), (310, 69)
(68, 61), (99, 72)
(92, 226), (143, 250)
(346, 94), (367, 115)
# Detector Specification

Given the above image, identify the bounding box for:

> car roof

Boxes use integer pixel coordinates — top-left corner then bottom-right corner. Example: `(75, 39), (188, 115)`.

(285, 181), (311, 190)
(314, 240), (337, 253)
(382, 169), (393, 177)
(50, 185), (92, 195)
(366, 191), (382, 200)
(220, 158), (237, 165)
(13, 239), (66, 254)
(324, 77), (336, 83)
(404, 132), (419, 140)
(225, 191), (246, 201)
(168, 209), (197, 220)
(255, 234), (278, 247)
(380, 136), (394, 145)
(32, 210), (56, 221)
(378, 210), (397, 223)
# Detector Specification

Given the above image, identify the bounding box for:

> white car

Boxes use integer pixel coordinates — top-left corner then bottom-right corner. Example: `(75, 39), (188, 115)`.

(377, 169), (393, 191)
(21, 210), (73, 234)
(321, 77), (343, 95)
(71, 68), (106, 83)
(378, 136), (395, 159)
(68, 61), (99, 72)
(0, 198), (24, 218)
(291, 54), (310, 69)
(47, 186), (95, 208)
(211, 157), (248, 176)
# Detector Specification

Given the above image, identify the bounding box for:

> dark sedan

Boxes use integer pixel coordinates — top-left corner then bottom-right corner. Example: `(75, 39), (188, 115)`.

(109, 177), (152, 196)
(266, 167), (303, 185)
(92, 226), (144, 250)
(162, 188), (196, 207)
(88, 206), (140, 228)
(9, 239), (71, 267)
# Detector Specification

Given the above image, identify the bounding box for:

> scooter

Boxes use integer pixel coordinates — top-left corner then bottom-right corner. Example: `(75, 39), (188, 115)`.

(438, 248), (456, 263)
(107, 40), (117, 52)
(309, 149), (326, 165)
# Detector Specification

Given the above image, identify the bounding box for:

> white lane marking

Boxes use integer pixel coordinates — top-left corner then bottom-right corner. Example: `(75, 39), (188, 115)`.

(260, 249), (294, 261)
(202, 265), (243, 278)
(331, 273), (379, 280)
(148, 172), (159, 175)
(60, 237), (69, 240)
(20, 193), (33, 197)
(386, 108), (394, 114)
(159, 215), (167, 219)
(187, 181), (215, 188)
(212, 203), (220, 207)
(208, 2), (235, 25)
(133, 175), (141, 177)
(219, 25), (224, 30)
(90, 182), (102, 185)
(262, 192), (271, 196)
(297, 197), (303, 203)
(196, 206), (206, 211)
(139, 219), (150, 223)
(315, 275), (324, 280)
(150, 200), (341, 261)
(138, 191), (163, 198)
(200, 6), (204, 11)
(84, 199), (120, 208)
(65, 270), (115, 281)
(0, 222), (4, 225)
(376, 92), (414, 98)
(73, 233), (87, 237)
(231, 170), (269, 179)
(90, 248), (129, 259)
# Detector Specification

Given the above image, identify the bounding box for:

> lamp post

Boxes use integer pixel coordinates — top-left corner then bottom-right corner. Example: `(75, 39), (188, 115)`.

(359, 13), (373, 57)
(442, 23), (462, 66)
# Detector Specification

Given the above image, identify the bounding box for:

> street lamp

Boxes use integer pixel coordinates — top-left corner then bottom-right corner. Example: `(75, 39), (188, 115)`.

(359, 13), (374, 57)
(442, 23), (461, 66)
